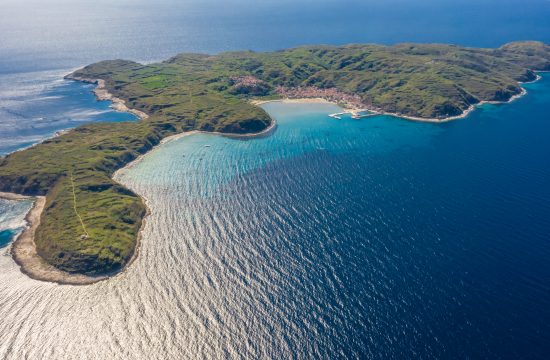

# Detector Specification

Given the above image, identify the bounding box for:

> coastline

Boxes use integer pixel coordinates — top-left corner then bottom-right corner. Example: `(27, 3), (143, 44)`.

(3, 76), (277, 285)
(4, 71), (541, 285)
(0, 74), (149, 157)
(67, 75), (277, 140)
(375, 87), (529, 123)
(0, 74), (150, 285)
(109, 114), (279, 280)
(65, 75), (149, 120)
(113, 117), (278, 176)
(1, 192), (110, 285)
(253, 77), (538, 123)
(0, 74), (155, 285)
(250, 98), (332, 106)
(1, 182), (148, 285)
(0, 192), (31, 201)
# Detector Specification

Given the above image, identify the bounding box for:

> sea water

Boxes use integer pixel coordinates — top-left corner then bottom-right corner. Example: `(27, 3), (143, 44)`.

(2, 0), (549, 152)
(0, 70), (137, 155)
(1, 0), (550, 358)
(0, 77), (548, 359)
(0, 198), (33, 248)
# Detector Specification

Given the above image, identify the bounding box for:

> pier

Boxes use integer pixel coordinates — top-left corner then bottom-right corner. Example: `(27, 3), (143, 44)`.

(329, 109), (377, 120)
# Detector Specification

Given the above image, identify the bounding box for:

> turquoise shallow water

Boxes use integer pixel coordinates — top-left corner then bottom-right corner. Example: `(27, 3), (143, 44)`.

(0, 230), (16, 248)
(97, 75), (550, 359)
(0, 77), (549, 358)
(126, 102), (439, 199)
(1, 0), (549, 155)
(0, 1), (549, 358)
(0, 198), (33, 248)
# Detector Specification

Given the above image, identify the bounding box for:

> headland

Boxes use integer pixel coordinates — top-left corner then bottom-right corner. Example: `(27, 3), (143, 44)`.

(0, 41), (549, 283)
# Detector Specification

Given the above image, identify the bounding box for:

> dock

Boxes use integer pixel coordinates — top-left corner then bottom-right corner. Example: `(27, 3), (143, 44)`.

(329, 109), (378, 120)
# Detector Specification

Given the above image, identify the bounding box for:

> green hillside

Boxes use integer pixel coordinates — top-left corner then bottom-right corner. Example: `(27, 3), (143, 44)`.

(1, 41), (548, 275)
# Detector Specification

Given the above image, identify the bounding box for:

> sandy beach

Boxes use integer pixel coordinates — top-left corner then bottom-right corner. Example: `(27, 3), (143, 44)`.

(250, 98), (332, 106)
(0, 192), (31, 201)
(68, 74), (277, 142)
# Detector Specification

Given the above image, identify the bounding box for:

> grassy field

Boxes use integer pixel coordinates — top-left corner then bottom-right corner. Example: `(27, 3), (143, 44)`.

(0, 41), (548, 275)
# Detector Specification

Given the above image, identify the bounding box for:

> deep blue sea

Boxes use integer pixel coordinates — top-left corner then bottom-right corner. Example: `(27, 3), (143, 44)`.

(110, 78), (550, 359)
(0, 1), (550, 359)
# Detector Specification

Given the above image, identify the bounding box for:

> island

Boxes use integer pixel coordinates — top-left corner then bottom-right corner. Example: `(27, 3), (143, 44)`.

(1, 41), (549, 283)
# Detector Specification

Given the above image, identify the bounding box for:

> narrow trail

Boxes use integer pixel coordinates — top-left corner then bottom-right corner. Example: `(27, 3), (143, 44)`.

(69, 170), (89, 237)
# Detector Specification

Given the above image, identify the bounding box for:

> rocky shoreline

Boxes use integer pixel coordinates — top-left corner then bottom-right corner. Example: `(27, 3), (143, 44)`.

(269, 79), (537, 123)
(65, 74), (149, 120)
